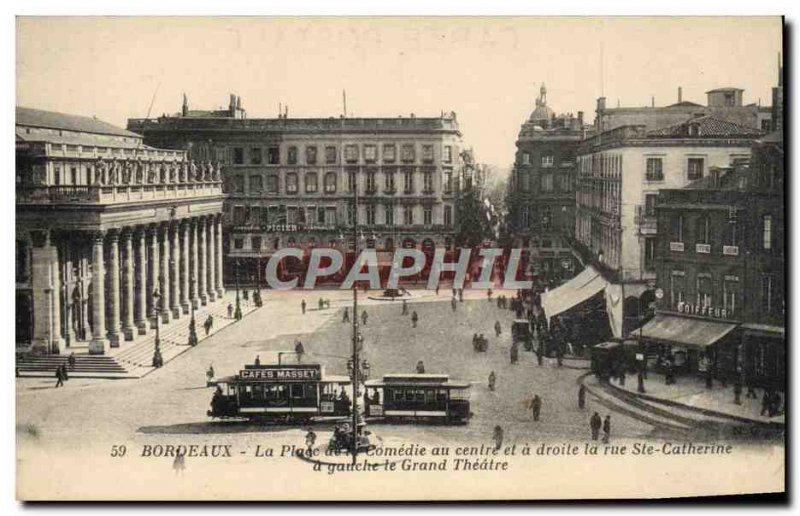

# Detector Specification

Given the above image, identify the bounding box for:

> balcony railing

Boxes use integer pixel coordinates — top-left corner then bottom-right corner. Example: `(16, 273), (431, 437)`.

(17, 181), (223, 205)
(695, 243), (711, 254)
(669, 242), (685, 252)
(722, 245), (739, 256)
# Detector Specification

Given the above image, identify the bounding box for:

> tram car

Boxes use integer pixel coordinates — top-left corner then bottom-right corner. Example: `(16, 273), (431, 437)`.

(364, 373), (472, 424)
(208, 362), (352, 423)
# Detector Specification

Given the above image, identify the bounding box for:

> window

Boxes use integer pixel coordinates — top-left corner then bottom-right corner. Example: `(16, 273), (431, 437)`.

(646, 158), (664, 181)
(345, 145), (359, 163)
(670, 271), (685, 306)
(541, 174), (553, 192)
(403, 169), (414, 193)
(423, 171), (433, 193)
(232, 206), (245, 225)
(541, 238), (552, 248)
(521, 152), (530, 165)
(644, 194), (658, 217)
(304, 173), (318, 193)
(671, 214), (684, 242)
(541, 154), (554, 168)
(443, 146), (452, 163)
(726, 218), (738, 247)
(423, 206), (432, 226)
(305, 146), (317, 165)
(644, 238), (656, 271)
(384, 169), (396, 191)
(688, 123), (700, 136)
(346, 203), (356, 226)
(521, 206), (530, 228)
(403, 206), (413, 225)
(444, 205), (452, 226)
(287, 207), (298, 224)
(761, 274), (773, 313)
(541, 206), (552, 230)
(443, 169), (453, 194)
(385, 204), (394, 226)
(697, 274), (712, 307)
(401, 144), (415, 163)
(232, 175), (244, 193)
(249, 175), (263, 193)
(325, 208), (336, 226)
(252, 237), (262, 251)
(763, 215), (772, 250)
(723, 276), (738, 315)
(233, 238), (244, 250)
(521, 172), (531, 192)
(422, 145), (434, 163)
(365, 171), (376, 193)
(287, 146), (298, 165)
(761, 119), (772, 132)
(267, 147), (279, 165)
(325, 146), (337, 164)
(559, 174), (571, 192)
(250, 148), (262, 165)
(267, 175), (279, 193)
(286, 173), (298, 194)
(233, 148), (244, 165)
(324, 172), (337, 193)
(364, 145), (377, 163)
(365, 205), (376, 226)
(70, 167), (78, 185)
(347, 170), (357, 193)
(383, 144), (396, 163)
(687, 158), (704, 181)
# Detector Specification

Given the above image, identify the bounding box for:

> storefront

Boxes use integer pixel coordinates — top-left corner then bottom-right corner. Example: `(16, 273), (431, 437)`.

(740, 323), (785, 390)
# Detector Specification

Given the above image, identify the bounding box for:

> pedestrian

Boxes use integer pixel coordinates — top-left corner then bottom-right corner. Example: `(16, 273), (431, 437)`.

(295, 340), (305, 360)
(60, 363), (69, 381)
(54, 367), (64, 388)
(227, 303), (233, 318)
(68, 352), (76, 370)
(402, 299), (408, 315)
(637, 372), (646, 393)
(472, 333), (479, 351)
(305, 429), (317, 456)
(206, 364), (215, 383)
(618, 370), (626, 387)
(769, 391), (782, 417)
(204, 316), (212, 336)
(578, 384), (587, 410)
(761, 390), (772, 416)
(254, 355), (261, 367)
(494, 321), (501, 337)
(488, 371), (496, 391)
(343, 307), (350, 323)
(536, 347), (543, 367)
(243, 289), (249, 301)
(361, 310), (368, 326)
(173, 450), (186, 476)
(531, 394), (542, 422)
(411, 311), (419, 328)
(318, 298), (324, 310)
(487, 288), (493, 301)
(301, 299), (306, 314)
(746, 380), (757, 399)
(510, 342), (519, 365)
(602, 415), (611, 443)
(733, 377), (743, 405)
(416, 360), (425, 374)
(590, 412), (602, 440)
(451, 298), (457, 312)
(458, 289), (464, 302)
(493, 425), (504, 451)
(435, 285), (440, 296)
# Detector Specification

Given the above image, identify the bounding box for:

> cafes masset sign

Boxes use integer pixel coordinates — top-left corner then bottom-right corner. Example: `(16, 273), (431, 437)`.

(239, 365), (322, 382)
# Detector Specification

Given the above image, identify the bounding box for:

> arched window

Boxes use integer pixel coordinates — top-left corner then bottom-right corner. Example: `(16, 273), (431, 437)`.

(305, 172), (318, 193)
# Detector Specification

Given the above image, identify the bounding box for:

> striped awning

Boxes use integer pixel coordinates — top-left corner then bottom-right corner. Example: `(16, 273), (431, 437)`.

(637, 314), (737, 348)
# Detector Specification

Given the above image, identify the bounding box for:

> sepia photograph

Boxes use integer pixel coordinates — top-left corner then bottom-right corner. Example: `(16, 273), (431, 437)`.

(12, 14), (786, 501)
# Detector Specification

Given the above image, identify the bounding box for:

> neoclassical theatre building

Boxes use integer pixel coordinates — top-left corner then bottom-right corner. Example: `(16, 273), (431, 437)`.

(128, 95), (463, 284)
(16, 107), (225, 354)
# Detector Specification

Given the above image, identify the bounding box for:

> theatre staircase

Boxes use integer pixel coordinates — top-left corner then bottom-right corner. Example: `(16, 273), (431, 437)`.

(16, 294), (259, 379)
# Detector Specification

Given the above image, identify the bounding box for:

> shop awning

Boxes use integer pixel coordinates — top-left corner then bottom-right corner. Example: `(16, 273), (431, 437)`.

(636, 314), (737, 349)
(541, 265), (608, 320)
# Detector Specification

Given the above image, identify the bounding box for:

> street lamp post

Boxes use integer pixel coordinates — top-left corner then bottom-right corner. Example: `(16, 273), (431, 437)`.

(152, 281), (163, 368)
(234, 259), (242, 320)
(188, 273), (198, 346)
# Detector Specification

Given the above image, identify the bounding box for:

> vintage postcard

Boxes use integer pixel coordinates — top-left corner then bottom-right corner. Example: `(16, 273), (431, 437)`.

(14, 16), (785, 500)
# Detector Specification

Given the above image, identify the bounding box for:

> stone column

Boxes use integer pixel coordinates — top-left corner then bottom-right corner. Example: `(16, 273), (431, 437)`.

(207, 216), (217, 302)
(180, 220), (191, 314)
(198, 217), (208, 306)
(147, 224), (159, 328)
(159, 223), (171, 323)
(106, 230), (121, 347)
(121, 229), (135, 341)
(61, 240), (77, 347)
(170, 223), (181, 319)
(215, 215), (225, 297)
(135, 227), (148, 335)
(190, 218), (200, 309)
(80, 247), (90, 341)
(89, 231), (106, 355)
(30, 230), (64, 354)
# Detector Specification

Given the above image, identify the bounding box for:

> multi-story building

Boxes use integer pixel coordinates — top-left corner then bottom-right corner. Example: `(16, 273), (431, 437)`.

(507, 85), (590, 285)
(128, 95), (464, 284)
(643, 127), (784, 388)
(16, 107), (225, 354)
(562, 115), (763, 337)
(594, 86), (773, 134)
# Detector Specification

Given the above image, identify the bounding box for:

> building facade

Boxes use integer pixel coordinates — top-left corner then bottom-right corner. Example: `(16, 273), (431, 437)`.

(572, 116), (763, 334)
(647, 129), (784, 388)
(508, 85), (589, 285)
(16, 107), (225, 354)
(128, 95), (463, 284)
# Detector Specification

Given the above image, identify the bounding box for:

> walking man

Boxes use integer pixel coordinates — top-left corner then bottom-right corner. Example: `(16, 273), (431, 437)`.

(411, 311), (419, 328)
(510, 342), (519, 365)
(342, 307), (350, 323)
(295, 340), (305, 361)
(590, 412), (602, 440)
(602, 415), (611, 443)
(493, 425), (504, 451)
(734, 376), (743, 405)
(488, 371), (496, 391)
(361, 310), (368, 326)
(494, 321), (501, 337)
(305, 429), (317, 456)
(531, 394), (542, 422)
(578, 384), (587, 410)
(254, 355), (261, 367)
(54, 367), (64, 388)
(227, 304), (233, 318)
(301, 299), (307, 314)
(68, 352), (76, 371)
(487, 288), (493, 302)
(451, 298), (457, 313)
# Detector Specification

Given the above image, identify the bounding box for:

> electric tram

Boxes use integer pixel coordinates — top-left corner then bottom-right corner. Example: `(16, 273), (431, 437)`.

(364, 373), (472, 424)
(207, 362), (352, 422)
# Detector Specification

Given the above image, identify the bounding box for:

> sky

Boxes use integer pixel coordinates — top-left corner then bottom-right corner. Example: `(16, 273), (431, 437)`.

(16, 17), (783, 168)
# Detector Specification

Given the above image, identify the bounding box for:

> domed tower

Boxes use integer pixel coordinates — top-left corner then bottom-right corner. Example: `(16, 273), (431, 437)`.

(528, 83), (555, 127)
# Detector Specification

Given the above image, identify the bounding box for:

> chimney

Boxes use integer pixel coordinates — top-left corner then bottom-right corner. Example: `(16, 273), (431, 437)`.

(182, 93), (188, 117)
(577, 110), (584, 127)
(651, 96), (655, 108)
(678, 86), (683, 103)
(236, 95), (242, 110)
(229, 94), (236, 116)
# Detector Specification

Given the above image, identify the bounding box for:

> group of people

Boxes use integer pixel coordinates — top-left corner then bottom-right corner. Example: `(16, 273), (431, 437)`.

(54, 362), (70, 388)
(495, 295), (510, 309)
(589, 412), (613, 443)
(760, 389), (783, 417)
(472, 333), (489, 352)
(203, 314), (214, 335)
(317, 298), (331, 310)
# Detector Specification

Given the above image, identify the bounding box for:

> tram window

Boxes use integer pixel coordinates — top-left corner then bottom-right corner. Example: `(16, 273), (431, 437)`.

(414, 390), (425, 403)
(305, 384), (317, 398)
(393, 390), (403, 403)
(405, 390), (415, 402)
(436, 390), (447, 403)
(425, 390), (436, 403)
(290, 384), (305, 398)
(252, 384), (265, 400)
